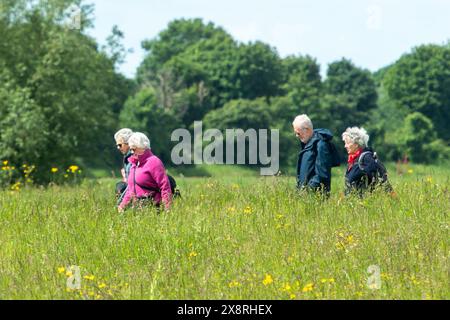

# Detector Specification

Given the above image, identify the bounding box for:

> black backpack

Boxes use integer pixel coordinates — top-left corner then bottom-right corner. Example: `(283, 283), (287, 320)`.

(358, 151), (393, 192)
(313, 139), (341, 167)
(135, 174), (181, 198)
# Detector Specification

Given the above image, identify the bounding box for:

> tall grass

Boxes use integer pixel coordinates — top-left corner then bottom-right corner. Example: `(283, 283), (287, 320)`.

(0, 164), (448, 299)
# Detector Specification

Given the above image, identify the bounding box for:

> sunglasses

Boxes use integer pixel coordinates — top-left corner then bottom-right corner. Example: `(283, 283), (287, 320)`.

(116, 143), (128, 148)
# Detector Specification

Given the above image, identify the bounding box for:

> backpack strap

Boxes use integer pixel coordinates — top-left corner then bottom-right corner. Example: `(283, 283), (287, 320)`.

(136, 181), (160, 193)
(357, 151), (373, 170)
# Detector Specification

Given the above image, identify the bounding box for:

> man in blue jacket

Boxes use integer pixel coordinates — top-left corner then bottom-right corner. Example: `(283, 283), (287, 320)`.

(293, 114), (337, 194)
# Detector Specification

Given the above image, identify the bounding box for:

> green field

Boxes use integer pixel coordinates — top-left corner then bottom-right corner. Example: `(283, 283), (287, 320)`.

(0, 164), (448, 300)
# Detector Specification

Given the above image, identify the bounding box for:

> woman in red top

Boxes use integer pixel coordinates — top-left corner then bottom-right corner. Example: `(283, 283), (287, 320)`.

(342, 127), (377, 196)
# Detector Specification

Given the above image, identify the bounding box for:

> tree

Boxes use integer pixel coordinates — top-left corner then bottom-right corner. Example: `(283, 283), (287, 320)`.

(234, 41), (284, 100)
(321, 59), (378, 136)
(203, 98), (271, 131)
(119, 88), (182, 164)
(137, 18), (229, 84)
(397, 112), (449, 163)
(0, 70), (48, 167)
(0, 0), (132, 180)
(383, 44), (450, 141)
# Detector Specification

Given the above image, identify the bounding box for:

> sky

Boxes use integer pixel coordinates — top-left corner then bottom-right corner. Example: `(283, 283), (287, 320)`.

(86, 0), (450, 78)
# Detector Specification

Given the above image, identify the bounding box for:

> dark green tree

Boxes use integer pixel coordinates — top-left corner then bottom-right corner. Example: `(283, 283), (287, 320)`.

(397, 112), (449, 163)
(119, 87), (182, 164)
(321, 59), (378, 136)
(383, 44), (450, 141)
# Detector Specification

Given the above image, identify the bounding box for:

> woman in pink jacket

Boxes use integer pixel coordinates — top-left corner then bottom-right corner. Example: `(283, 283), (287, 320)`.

(118, 132), (172, 212)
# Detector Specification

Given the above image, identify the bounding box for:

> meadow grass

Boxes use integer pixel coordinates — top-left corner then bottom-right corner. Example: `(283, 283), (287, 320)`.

(0, 164), (448, 300)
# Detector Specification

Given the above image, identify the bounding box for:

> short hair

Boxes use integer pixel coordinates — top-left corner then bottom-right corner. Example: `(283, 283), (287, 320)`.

(128, 132), (151, 150)
(114, 128), (133, 143)
(292, 114), (313, 130)
(342, 127), (369, 147)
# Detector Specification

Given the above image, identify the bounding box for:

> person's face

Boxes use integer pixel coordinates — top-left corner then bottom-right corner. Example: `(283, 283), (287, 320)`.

(116, 139), (130, 155)
(294, 126), (313, 144)
(130, 146), (145, 157)
(344, 137), (360, 155)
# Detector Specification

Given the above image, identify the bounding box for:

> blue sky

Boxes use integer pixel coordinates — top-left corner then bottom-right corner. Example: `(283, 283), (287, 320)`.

(86, 0), (450, 78)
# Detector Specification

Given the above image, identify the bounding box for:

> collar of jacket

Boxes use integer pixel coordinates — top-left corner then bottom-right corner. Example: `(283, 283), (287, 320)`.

(124, 150), (133, 164)
(129, 149), (154, 166)
(299, 132), (320, 154)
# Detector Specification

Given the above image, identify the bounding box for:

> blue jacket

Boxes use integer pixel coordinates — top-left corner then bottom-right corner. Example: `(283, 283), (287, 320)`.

(296, 129), (334, 192)
(123, 150), (132, 179)
(117, 151), (133, 206)
(345, 147), (377, 196)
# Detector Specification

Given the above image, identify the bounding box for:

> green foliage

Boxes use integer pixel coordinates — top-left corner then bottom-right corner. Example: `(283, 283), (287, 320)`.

(137, 18), (229, 84)
(234, 41), (284, 100)
(0, 71), (48, 165)
(397, 112), (449, 164)
(203, 98), (271, 131)
(0, 0), (132, 182)
(281, 55), (322, 114)
(321, 59), (378, 136)
(137, 19), (285, 129)
(383, 44), (450, 141)
(119, 87), (182, 164)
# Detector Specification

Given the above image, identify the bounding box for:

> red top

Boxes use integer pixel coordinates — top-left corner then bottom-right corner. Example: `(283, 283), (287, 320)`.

(347, 148), (364, 170)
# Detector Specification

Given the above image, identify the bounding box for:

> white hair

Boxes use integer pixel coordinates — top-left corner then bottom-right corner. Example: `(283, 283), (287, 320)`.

(292, 114), (313, 130)
(114, 128), (133, 143)
(342, 127), (370, 147)
(128, 132), (151, 150)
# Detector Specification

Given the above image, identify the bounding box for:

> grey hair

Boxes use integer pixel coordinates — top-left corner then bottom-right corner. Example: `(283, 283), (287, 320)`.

(292, 114), (313, 130)
(128, 132), (151, 150)
(342, 127), (370, 147)
(114, 128), (133, 143)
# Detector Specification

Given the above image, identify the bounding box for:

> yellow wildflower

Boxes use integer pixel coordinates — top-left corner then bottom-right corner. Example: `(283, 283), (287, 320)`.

(281, 283), (291, 292)
(69, 165), (79, 173)
(3, 160), (8, 166)
(290, 293), (296, 300)
(98, 283), (107, 289)
(51, 168), (59, 173)
(84, 275), (95, 281)
(243, 206), (253, 214)
(408, 169), (414, 174)
(262, 274), (273, 286)
(188, 251), (198, 259)
(302, 283), (314, 292)
(228, 280), (241, 288)
(227, 206), (236, 213)
(65, 271), (73, 277)
(57, 267), (65, 274)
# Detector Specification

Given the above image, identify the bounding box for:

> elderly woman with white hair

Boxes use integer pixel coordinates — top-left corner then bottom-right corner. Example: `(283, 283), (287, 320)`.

(114, 128), (133, 202)
(118, 132), (172, 212)
(342, 127), (378, 196)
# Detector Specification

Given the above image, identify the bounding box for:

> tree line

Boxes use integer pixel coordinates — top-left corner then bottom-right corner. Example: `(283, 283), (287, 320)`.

(1, 1), (449, 182)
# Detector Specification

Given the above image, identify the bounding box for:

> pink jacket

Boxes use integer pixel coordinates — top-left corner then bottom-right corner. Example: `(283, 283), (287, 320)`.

(118, 149), (172, 210)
